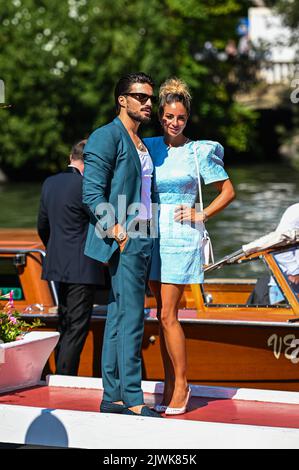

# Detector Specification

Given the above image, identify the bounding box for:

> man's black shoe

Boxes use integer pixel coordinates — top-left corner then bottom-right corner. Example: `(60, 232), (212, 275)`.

(122, 405), (163, 418)
(100, 400), (126, 414)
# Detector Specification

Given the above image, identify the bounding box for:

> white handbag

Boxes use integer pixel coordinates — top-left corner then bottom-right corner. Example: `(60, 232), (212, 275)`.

(193, 142), (215, 266)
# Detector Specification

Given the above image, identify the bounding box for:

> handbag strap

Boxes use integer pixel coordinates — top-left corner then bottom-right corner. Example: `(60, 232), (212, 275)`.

(193, 141), (215, 265)
(193, 141), (204, 212)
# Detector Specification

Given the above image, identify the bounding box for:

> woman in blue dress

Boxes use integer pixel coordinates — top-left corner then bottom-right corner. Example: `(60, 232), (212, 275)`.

(144, 78), (235, 415)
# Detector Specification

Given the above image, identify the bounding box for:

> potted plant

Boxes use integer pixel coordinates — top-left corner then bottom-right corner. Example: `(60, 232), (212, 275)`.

(0, 291), (59, 393)
(0, 291), (44, 343)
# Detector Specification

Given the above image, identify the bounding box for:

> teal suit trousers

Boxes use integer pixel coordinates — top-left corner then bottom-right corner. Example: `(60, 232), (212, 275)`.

(102, 235), (154, 407)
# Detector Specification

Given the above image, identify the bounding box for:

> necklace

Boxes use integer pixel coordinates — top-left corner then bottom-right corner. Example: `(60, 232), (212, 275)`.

(136, 138), (146, 152)
(129, 131), (147, 152)
(165, 136), (190, 149)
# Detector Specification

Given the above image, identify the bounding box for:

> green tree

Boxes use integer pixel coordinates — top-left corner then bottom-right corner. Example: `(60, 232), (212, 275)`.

(0, 0), (255, 178)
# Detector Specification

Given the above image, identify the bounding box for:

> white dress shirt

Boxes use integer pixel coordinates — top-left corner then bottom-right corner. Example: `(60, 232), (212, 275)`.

(136, 148), (153, 220)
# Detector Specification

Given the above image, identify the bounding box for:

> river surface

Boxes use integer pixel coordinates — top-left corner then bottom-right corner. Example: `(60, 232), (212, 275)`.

(0, 163), (298, 273)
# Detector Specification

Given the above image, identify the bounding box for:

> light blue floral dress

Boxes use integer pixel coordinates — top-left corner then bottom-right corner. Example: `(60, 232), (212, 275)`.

(144, 137), (229, 284)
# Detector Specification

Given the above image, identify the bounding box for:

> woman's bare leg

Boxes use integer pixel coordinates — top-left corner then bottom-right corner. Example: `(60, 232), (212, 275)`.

(160, 283), (189, 408)
(149, 281), (175, 405)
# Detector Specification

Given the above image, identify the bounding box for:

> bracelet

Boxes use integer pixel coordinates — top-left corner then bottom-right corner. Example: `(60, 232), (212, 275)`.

(202, 211), (208, 222)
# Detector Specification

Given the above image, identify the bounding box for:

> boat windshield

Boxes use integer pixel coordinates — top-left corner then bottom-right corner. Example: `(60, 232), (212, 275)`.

(272, 246), (299, 301)
(202, 254), (289, 308)
(0, 257), (24, 301)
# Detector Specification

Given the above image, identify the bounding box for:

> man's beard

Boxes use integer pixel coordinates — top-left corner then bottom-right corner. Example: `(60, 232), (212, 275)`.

(127, 108), (151, 124)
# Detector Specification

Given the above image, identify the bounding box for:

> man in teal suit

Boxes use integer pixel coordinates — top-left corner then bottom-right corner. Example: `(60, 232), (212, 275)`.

(83, 72), (161, 418)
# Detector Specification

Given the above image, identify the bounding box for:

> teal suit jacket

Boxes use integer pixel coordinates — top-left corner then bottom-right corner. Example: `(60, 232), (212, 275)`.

(83, 117), (154, 263)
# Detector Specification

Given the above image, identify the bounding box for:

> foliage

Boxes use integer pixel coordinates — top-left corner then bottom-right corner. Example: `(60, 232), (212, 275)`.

(0, 291), (43, 343)
(0, 0), (256, 177)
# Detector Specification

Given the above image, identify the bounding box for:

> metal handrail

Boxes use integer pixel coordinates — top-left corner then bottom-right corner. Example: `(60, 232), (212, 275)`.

(204, 239), (299, 274)
(0, 247), (58, 306)
(204, 249), (244, 273)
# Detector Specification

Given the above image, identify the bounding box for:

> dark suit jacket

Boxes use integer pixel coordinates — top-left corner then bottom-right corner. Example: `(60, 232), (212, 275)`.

(83, 116), (156, 263)
(37, 166), (104, 285)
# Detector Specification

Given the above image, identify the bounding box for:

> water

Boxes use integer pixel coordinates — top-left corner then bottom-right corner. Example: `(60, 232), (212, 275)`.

(204, 164), (299, 259)
(0, 163), (298, 262)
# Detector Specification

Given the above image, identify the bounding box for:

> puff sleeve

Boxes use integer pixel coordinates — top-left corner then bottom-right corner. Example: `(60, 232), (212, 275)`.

(195, 140), (229, 185)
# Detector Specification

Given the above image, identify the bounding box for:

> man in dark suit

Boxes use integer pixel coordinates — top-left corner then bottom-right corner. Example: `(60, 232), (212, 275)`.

(83, 72), (161, 418)
(37, 140), (104, 376)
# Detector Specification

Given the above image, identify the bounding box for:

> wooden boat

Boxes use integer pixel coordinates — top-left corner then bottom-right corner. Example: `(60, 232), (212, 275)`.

(1, 228), (299, 391)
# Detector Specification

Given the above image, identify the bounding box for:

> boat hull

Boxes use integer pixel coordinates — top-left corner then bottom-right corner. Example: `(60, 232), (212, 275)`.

(36, 315), (299, 392)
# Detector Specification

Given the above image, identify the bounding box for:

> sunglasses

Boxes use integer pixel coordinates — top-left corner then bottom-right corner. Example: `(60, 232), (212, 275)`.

(124, 92), (157, 105)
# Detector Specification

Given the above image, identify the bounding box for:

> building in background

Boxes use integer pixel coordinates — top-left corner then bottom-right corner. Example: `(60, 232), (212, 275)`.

(249, 6), (298, 84)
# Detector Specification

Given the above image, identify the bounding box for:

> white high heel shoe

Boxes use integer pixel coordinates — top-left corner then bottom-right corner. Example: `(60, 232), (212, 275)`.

(165, 387), (191, 416)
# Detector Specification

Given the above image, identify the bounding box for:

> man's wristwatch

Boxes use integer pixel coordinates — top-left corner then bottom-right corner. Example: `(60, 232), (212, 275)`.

(115, 231), (126, 243)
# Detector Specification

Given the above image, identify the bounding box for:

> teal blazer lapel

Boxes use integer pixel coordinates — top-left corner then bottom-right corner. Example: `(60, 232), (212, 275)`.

(113, 117), (141, 177)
